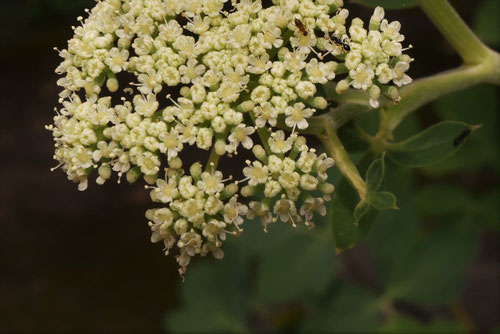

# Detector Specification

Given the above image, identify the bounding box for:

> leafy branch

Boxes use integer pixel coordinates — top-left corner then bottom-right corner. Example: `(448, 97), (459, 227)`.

(314, 0), (500, 250)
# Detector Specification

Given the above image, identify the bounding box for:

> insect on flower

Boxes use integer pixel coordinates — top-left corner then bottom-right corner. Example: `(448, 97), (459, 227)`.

(295, 18), (308, 36)
(330, 34), (351, 52)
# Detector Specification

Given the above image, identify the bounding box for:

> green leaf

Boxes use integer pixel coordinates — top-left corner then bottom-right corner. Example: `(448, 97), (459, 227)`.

(354, 200), (371, 226)
(425, 85), (499, 175)
(415, 184), (470, 216)
(382, 224), (479, 305)
(478, 190), (500, 231)
(300, 284), (379, 333)
(367, 191), (399, 211)
(337, 120), (371, 153)
(474, 0), (500, 47)
(387, 121), (477, 167)
(165, 247), (250, 332)
(379, 316), (462, 333)
(365, 156), (385, 193)
(254, 224), (336, 304)
(330, 154), (378, 251)
(353, 0), (418, 9)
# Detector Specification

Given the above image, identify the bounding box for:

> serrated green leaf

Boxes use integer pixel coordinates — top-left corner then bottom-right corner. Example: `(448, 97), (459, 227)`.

(354, 200), (370, 226)
(387, 121), (477, 167)
(353, 0), (418, 9)
(367, 191), (398, 211)
(366, 156), (385, 193)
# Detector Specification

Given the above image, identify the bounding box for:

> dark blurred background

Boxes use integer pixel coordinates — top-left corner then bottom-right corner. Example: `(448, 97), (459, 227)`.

(0, 0), (498, 332)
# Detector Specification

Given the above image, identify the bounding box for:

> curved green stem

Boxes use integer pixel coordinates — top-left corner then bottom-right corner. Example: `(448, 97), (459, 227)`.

(418, 0), (491, 65)
(320, 119), (367, 201)
(383, 58), (500, 135)
(206, 146), (221, 171)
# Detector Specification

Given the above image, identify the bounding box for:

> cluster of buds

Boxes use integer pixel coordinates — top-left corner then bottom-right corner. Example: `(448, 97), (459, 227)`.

(48, 0), (412, 274)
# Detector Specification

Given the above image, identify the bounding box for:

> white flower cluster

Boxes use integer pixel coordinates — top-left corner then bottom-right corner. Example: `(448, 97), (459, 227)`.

(243, 134), (334, 232)
(48, 0), (411, 274)
(146, 161), (247, 275)
(333, 6), (413, 107)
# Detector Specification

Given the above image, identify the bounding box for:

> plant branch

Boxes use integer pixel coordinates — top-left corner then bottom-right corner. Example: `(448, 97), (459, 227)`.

(383, 53), (500, 135)
(418, 0), (491, 64)
(320, 119), (367, 201)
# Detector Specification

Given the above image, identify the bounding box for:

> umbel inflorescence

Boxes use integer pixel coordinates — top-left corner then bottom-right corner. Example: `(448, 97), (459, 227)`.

(47, 0), (412, 275)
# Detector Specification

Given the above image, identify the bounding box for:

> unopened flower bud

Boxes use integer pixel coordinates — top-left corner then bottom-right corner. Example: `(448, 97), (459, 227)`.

(106, 78), (119, 92)
(382, 85), (400, 102)
(98, 164), (112, 180)
(221, 183), (238, 198)
(252, 144), (267, 162)
(144, 174), (157, 185)
(321, 183), (335, 195)
(241, 185), (256, 197)
(215, 139), (227, 156)
(336, 79), (350, 94)
(169, 157), (182, 170)
(190, 162), (202, 180)
(308, 96), (328, 109)
(369, 7), (385, 30)
(180, 86), (191, 97)
(126, 167), (141, 184)
(236, 101), (255, 112)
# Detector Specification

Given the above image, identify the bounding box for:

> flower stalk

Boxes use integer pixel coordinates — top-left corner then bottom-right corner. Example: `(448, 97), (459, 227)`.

(321, 119), (367, 201)
(418, 0), (491, 65)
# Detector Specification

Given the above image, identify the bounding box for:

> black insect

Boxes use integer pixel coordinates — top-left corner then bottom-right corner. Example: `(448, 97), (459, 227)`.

(295, 19), (308, 36)
(453, 128), (471, 146)
(330, 34), (351, 52)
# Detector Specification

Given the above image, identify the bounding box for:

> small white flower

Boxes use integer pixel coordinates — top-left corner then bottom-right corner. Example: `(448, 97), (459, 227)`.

(159, 128), (183, 159)
(268, 130), (294, 154)
(150, 175), (179, 204)
(285, 102), (315, 131)
(223, 196), (248, 229)
(247, 53), (272, 74)
(247, 201), (273, 232)
(283, 50), (307, 72)
(300, 197), (327, 222)
(273, 198), (300, 226)
(350, 63), (375, 90)
(133, 93), (159, 117)
(243, 160), (269, 186)
(197, 170), (225, 195)
(254, 102), (278, 128)
(179, 58), (206, 84)
(392, 61), (412, 87)
(227, 124), (255, 152)
(251, 85), (271, 104)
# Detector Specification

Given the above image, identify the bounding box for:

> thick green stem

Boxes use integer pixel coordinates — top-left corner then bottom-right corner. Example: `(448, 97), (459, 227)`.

(320, 119), (367, 201)
(206, 146), (221, 171)
(383, 57), (500, 134)
(419, 0), (491, 64)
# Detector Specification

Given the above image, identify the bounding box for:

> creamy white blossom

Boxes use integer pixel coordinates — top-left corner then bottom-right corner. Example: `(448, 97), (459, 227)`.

(48, 0), (411, 275)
